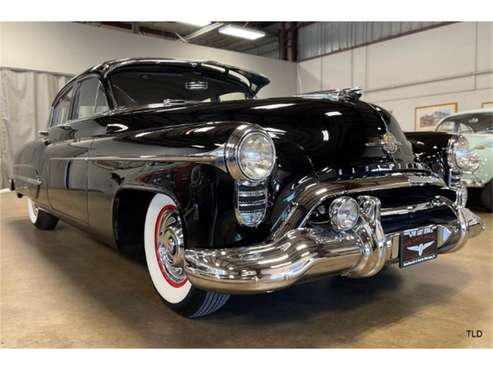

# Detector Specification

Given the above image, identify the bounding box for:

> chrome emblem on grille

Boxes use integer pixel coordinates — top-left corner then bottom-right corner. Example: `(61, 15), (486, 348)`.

(382, 132), (400, 154)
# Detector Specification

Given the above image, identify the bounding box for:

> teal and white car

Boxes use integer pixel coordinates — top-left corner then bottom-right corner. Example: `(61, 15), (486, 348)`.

(436, 108), (493, 211)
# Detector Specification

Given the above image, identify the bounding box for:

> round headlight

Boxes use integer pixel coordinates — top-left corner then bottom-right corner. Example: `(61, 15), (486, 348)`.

(448, 135), (480, 172)
(238, 132), (275, 181)
(329, 196), (360, 231)
(226, 126), (276, 182)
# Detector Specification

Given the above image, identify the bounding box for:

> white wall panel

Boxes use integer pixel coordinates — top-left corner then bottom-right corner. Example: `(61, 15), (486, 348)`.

(477, 22), (493, 72)
(476, 72), (493, 89)
(375, 89), (493, 132)
(321, 51), (351, 90)
(0, 23), (4, 65)
(366, 22), (476, 90)
(352, 48), (367, 89)
(0, 22), (297, 98)
(297, 58), (321, 93)
(365, 76), (475, 103)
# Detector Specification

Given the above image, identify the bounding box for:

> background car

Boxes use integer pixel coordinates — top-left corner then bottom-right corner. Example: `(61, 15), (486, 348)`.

(436, 108), (493, 211)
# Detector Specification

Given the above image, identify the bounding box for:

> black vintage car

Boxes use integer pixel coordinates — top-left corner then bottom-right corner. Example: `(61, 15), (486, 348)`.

(11, 58), (484, 317)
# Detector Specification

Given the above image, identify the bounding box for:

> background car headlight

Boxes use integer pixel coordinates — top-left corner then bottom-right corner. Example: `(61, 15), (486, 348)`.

(448, 135), (480, 172)
(329, 196), (360, 231)
(226, 126), (276, 182)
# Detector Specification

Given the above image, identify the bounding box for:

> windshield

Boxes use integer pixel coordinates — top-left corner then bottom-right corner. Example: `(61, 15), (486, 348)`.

(437, 112), (493, 134)
(109, 66), (253, 108)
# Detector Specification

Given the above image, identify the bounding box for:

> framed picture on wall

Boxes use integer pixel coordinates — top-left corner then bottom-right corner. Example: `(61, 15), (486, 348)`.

(414, 103), (458, 131)
(481, 101), (493, 109)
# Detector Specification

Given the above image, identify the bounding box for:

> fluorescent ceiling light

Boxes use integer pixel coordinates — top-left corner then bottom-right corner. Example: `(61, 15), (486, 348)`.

(181, 21), (211, 27)
(219, 25), (265, 40)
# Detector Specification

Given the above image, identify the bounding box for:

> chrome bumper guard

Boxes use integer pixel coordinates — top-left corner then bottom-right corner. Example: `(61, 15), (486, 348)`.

(184, 189), (484, 295)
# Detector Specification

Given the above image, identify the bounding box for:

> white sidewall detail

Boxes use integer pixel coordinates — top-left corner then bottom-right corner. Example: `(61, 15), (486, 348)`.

(27, 198), (38, 224)
(144, 193), (192, 304)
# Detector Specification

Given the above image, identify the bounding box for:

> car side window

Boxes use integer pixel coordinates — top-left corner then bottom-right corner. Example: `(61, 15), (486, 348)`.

(73, 78), (109, 119)
(51, 87), (74, 126)
(436, 120), (456, 133)
(95, 82), (109, 114)
(458, 122), (474, 134)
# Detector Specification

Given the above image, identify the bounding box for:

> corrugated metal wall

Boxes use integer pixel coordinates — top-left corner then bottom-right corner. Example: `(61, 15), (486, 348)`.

(298, 22), (446, 61)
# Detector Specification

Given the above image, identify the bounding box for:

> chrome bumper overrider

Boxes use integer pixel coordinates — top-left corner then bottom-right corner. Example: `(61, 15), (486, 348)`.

(184, 186), (484, 294)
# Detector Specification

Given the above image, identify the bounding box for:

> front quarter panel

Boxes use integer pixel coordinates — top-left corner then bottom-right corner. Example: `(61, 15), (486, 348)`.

(86, 121), (248, 247)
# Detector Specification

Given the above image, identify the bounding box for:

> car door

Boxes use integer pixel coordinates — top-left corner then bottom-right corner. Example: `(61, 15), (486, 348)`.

(47, 76), (110, 223)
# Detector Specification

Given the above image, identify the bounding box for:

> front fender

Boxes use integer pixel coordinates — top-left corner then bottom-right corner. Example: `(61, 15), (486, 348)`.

(463, 134), (493, 185)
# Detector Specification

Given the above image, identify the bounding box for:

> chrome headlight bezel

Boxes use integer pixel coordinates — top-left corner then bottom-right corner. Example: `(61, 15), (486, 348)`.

(225, 125), (276, 182)
(447, 135), (480, 172)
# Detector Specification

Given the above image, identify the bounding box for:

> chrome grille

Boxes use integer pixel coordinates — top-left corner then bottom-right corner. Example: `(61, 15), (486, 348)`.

(235, 181), (268, 227)
(307, 185), (458, 234)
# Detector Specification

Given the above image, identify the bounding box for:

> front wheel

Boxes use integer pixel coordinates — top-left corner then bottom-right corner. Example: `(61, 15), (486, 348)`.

(27, 198), (59, 230)
(144, 193), (229, 318)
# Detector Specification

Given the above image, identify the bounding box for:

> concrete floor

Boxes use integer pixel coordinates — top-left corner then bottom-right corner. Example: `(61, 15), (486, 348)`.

(1, 192), (492, 348)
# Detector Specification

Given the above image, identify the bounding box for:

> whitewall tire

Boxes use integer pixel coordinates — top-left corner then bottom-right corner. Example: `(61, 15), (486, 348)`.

(144, 193), (230, 317)
(27, 198), (58, 230)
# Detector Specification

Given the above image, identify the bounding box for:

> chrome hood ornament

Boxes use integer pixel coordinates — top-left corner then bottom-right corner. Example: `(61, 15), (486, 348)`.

(298, 87), (363, 102)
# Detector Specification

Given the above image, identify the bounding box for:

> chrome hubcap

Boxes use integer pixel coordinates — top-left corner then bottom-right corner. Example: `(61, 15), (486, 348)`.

(155, 208), (186, 285)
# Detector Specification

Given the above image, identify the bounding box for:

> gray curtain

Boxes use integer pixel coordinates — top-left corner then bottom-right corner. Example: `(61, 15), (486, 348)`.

(0, 68), (72, 188)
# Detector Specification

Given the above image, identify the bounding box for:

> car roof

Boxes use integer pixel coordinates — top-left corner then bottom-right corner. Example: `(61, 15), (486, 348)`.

(442, 108), (493, 118)
(61, 57), (270, 95)
(436, 108), (493, 125)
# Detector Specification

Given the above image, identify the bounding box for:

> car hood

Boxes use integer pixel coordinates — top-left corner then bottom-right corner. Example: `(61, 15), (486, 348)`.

(462, 133), (493, 148)
(113, 97), (415, 177)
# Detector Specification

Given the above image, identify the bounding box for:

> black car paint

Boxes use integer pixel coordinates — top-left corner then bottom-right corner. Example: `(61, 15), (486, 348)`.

(13, 61), (453, 253)
(405, 131), (453, 178)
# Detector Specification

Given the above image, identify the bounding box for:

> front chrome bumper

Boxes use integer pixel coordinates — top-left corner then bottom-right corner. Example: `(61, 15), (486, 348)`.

(184, 198), (484, 295)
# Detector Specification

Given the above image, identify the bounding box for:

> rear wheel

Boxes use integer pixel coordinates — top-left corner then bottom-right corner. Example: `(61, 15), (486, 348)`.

(480, 181), (493, 212)
(27, 198), (59, 230)
(144, 193), (229, 318)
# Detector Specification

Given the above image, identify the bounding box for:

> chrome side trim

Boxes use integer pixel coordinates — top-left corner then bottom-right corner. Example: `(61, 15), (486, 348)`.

(49, 145), (228, 172)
